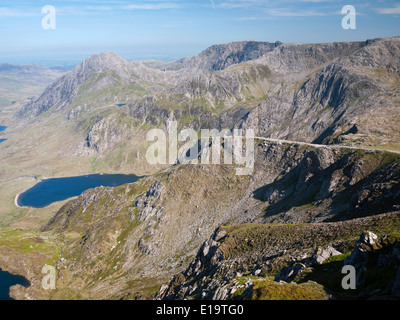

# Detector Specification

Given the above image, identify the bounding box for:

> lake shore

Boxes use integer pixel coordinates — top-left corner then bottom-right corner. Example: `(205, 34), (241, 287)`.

(14, 193), (24, 208)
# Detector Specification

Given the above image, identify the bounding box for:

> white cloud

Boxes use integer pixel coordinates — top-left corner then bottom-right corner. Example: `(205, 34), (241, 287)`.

(0, 7), (37, 17)
(376, 5), (400, 14)
(218, 0), (265, 9)
(266, 8), (328, 17)
(238, 16), (263, 20)
(124, 3), (181, 10)
(299, 0), (332, 2)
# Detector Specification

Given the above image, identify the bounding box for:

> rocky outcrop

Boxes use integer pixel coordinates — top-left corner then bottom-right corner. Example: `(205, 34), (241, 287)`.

(274, 246), (342, 283)
(85, 116), (124, 153)
(311, 246), (342, 265)
(344, 231), (379, 268)
(343, 231), (400, 293)
(274, 263), (308, 283)
(66, 104), (88, 121)
(160, 228), (225, 300)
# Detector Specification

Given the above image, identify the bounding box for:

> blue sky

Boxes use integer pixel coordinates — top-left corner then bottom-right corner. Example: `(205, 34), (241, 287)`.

(0, 0), (399, 66)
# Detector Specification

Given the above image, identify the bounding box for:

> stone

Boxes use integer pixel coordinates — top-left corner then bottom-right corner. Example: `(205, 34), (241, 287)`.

(344, 231), (379, 268)
(312, 246), (342, 265)
(275, 263), (308, 283)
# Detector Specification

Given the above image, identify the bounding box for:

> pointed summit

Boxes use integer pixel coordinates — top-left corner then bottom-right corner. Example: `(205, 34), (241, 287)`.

(80, 52), (130, 78)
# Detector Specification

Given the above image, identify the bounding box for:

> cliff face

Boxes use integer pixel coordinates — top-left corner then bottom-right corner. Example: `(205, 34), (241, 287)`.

(172, 40), (282, 72)
(250, 38), (400, 146)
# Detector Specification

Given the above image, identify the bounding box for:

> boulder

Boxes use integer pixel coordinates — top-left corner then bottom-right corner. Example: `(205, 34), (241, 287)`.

(311, 246), (342, 265)
(344, 231), (378, 268)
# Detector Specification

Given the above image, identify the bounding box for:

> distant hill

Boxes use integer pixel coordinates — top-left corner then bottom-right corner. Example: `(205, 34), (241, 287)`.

(0, 63), (68, 122)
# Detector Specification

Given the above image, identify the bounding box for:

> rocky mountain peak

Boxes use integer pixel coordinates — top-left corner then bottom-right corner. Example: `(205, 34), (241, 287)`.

(14, 52), (132, 119)
(175, 40), (282, 72)
(80, 52), (129, 77)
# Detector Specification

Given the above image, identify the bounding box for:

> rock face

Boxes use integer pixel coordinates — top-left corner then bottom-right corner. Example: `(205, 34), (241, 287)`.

(85, 116), (124, 153)
(160, 228), (225, 300)
(174, 40), (282, 72)
(250, 38), (400, 145)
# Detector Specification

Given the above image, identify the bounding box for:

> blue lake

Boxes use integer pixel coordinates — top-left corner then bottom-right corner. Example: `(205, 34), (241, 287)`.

(0, 125), (6, 143)
(17, 174), (141, 208)
(0, 268), (30, 300)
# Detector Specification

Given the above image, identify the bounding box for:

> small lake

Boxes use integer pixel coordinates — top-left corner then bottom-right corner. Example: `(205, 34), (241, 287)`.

(0, 268), (30, 300)
(17, 174), (141, 208)
(0, 125), (7, 143)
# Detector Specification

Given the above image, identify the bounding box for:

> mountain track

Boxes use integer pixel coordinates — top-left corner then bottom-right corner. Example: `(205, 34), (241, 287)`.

(254, 136), (400, 155)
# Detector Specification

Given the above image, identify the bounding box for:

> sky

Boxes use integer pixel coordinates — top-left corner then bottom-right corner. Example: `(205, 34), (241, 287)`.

(0, 0), (399, 66)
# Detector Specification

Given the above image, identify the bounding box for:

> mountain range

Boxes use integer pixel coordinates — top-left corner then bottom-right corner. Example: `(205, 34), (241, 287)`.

(0, 36), (400, 300)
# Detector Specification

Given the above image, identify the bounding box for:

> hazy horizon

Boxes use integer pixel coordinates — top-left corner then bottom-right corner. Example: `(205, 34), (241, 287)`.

(0, 0), (399, 66)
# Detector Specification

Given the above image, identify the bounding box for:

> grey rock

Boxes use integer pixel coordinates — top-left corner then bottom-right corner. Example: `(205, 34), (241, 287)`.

(311, 246), (342, 265)
(254, 269), (262, 276)
(212, 286), (229, 300)
(274, 263), (308, 283)
(66, 104), (87, 120)
(344, 231), (378, 268)
(213, 229), (227, 242)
